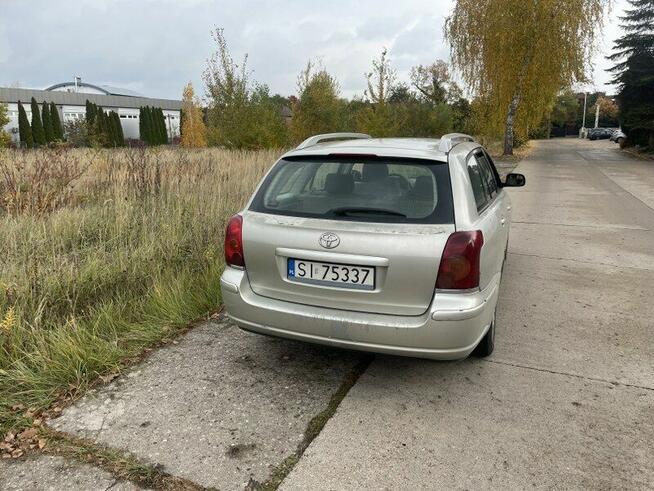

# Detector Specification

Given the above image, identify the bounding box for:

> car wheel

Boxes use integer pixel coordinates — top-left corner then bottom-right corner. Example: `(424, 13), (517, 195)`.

(472, 307), (495, 357)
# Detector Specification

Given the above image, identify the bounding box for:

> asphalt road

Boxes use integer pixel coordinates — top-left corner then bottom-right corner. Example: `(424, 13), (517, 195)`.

(281, 138), (654, 490)
(3, 138), (652, 490)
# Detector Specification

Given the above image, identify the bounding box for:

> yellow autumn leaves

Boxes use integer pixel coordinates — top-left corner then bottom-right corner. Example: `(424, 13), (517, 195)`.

(180, 82), (208, 148)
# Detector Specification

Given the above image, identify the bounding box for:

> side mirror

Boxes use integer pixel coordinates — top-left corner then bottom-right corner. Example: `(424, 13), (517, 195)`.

(503, 173), (526, 187)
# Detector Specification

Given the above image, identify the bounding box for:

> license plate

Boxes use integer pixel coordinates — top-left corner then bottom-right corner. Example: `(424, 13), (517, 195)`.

(287, 258), (375, 290)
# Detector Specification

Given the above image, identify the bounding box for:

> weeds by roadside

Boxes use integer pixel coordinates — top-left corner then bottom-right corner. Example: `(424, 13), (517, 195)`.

(41, 428), (207, 490)
(0, 146), (277, 437)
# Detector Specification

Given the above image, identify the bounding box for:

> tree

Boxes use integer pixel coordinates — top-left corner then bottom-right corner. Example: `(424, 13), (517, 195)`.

(0, 103), (10, 148)
(180, 82), (207, 147)
(157, 108), (168, 144)
(410, 60), (462, 105)
(112, 111), (124, 146)
(91, 108), (110, 147)
(106, 110), (118, 146)
(290, 61), (344, 143)
(17, 101), (33, 148)
(64, 118), (89, 147)
(357, 48), (403, 136)
(139, 106), (153, 144)
(594, 96), (620, 123)
(608, 0), (654, 148)
(550, 90), (580, 128)
(30, 97), (45, 145)
(364, 48), (396, 105)
(139, 106), (146, 142)
(203, 28), (251, 147)
(138, 106), (167, 145)
(203, 27), (288, 148)
(446, 0), (608, 154)
(249, 84), (289, 147)
(50, 102), (64, 141)
(85, 100), (97, 126)
(41, 101), (54, 143)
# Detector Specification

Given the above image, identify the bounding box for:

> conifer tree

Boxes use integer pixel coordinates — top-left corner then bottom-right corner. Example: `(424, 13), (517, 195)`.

(114, 112), (125, 145)
(50, 102), (64, 140)
(42, 101), (54, 143)
(608, 0), (654, 147)
(154, 108), (162, 144)
(17, 101), (33, 148)
(147, 106), (156, 144)
(92, 107), (107, 147)
(149, 106), (157, 144)
(85, 100), (96, 126)
(157, 108), (168, 143)
(107, 111), (117, 146)
(148, 106), (156, 144)
(30, 97), (45, 145)
(163, 109), (168, 143)
(140, 106), (150, 143)
(141, 106), (148, 143)
(139, 106), (145, 141)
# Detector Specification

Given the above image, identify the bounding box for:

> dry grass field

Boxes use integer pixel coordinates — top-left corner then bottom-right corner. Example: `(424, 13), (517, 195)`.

(0, 146), (279, 433)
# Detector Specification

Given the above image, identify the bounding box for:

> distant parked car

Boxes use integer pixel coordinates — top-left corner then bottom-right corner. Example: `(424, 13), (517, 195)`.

(610, 129), (626, 145)
(220, 133), (526, 360)
(588, 128), (613, 140)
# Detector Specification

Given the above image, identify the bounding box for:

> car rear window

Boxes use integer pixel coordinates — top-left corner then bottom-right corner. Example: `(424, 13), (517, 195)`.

(249, 156), (454, 224)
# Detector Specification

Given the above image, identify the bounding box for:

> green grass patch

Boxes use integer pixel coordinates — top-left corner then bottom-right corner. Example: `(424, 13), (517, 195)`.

(0, 146), (275, 435)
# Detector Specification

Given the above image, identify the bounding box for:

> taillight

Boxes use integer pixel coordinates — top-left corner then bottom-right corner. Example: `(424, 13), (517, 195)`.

(435, 231), (483, 290)
(224, 214), (245, 268)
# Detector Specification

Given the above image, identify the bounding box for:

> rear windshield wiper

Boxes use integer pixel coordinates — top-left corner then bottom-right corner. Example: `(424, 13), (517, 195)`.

(327, 207), (407, 218)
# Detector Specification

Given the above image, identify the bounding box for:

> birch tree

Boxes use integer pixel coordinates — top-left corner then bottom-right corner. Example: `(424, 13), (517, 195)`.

(445, 0), (608, 154)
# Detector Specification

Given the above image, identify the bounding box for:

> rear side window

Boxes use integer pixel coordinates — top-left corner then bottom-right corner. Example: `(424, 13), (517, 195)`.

(467, 156), (491, 212)
(250, 157), (454, 224)
(475, 153), (499, 199)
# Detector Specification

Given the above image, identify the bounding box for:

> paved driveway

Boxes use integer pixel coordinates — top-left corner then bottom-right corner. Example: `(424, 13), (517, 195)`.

(3, 138), (652, 490)
(281, 138), (654, 490)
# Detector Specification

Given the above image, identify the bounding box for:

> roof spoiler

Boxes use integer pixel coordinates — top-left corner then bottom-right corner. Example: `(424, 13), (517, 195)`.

(438, 133), (476, 153)
(296, 133), (371, 150)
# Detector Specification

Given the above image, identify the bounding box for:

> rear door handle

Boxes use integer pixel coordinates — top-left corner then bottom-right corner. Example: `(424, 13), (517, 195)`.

(506, 206), (512, 211)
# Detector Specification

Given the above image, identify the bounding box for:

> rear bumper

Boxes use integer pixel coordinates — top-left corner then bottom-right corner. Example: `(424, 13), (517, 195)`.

(220, 267), (500, 360)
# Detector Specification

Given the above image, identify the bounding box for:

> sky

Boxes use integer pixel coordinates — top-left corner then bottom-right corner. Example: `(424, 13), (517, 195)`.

(0, 0), (629, 101)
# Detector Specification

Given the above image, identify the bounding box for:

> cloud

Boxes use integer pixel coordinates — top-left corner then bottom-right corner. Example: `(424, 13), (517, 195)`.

(0, 0), (624, 99)
(0, 23), (10, 65)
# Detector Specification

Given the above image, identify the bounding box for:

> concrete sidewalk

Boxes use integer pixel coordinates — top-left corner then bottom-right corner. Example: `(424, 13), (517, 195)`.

(4, 139), (651, 490)
(281, 139), (654, 489)
(46, 318), (363, 489)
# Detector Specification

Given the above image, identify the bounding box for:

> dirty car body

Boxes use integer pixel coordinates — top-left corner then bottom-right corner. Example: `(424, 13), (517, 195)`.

(220, 133), (525, 360)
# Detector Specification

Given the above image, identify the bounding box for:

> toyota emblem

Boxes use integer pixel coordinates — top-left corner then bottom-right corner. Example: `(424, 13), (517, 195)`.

(319, 232), (340, 249)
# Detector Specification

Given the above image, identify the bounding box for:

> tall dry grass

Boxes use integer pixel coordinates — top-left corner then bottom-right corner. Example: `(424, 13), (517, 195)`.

(0, 146), (278, 433)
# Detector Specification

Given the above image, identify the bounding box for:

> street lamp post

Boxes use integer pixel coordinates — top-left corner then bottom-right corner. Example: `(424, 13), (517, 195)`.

(580, 91), (588, 138)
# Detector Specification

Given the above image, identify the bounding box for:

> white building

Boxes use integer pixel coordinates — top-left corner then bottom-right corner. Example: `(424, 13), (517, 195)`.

(0, 79), (182, 143)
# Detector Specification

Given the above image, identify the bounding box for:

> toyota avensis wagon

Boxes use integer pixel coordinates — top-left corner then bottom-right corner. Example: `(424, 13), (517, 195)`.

(220, 133), (525, 360)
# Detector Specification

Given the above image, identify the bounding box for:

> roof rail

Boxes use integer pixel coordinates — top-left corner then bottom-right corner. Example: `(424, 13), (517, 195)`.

(438, 133), (476, 153)
(296, 133), (371, 150)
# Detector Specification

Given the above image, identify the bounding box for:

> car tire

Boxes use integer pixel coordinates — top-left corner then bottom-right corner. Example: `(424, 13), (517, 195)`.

(472, 307), (495, 357)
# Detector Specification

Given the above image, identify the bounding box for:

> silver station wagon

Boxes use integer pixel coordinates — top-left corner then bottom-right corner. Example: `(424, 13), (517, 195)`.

(220, 133), (525, 359)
